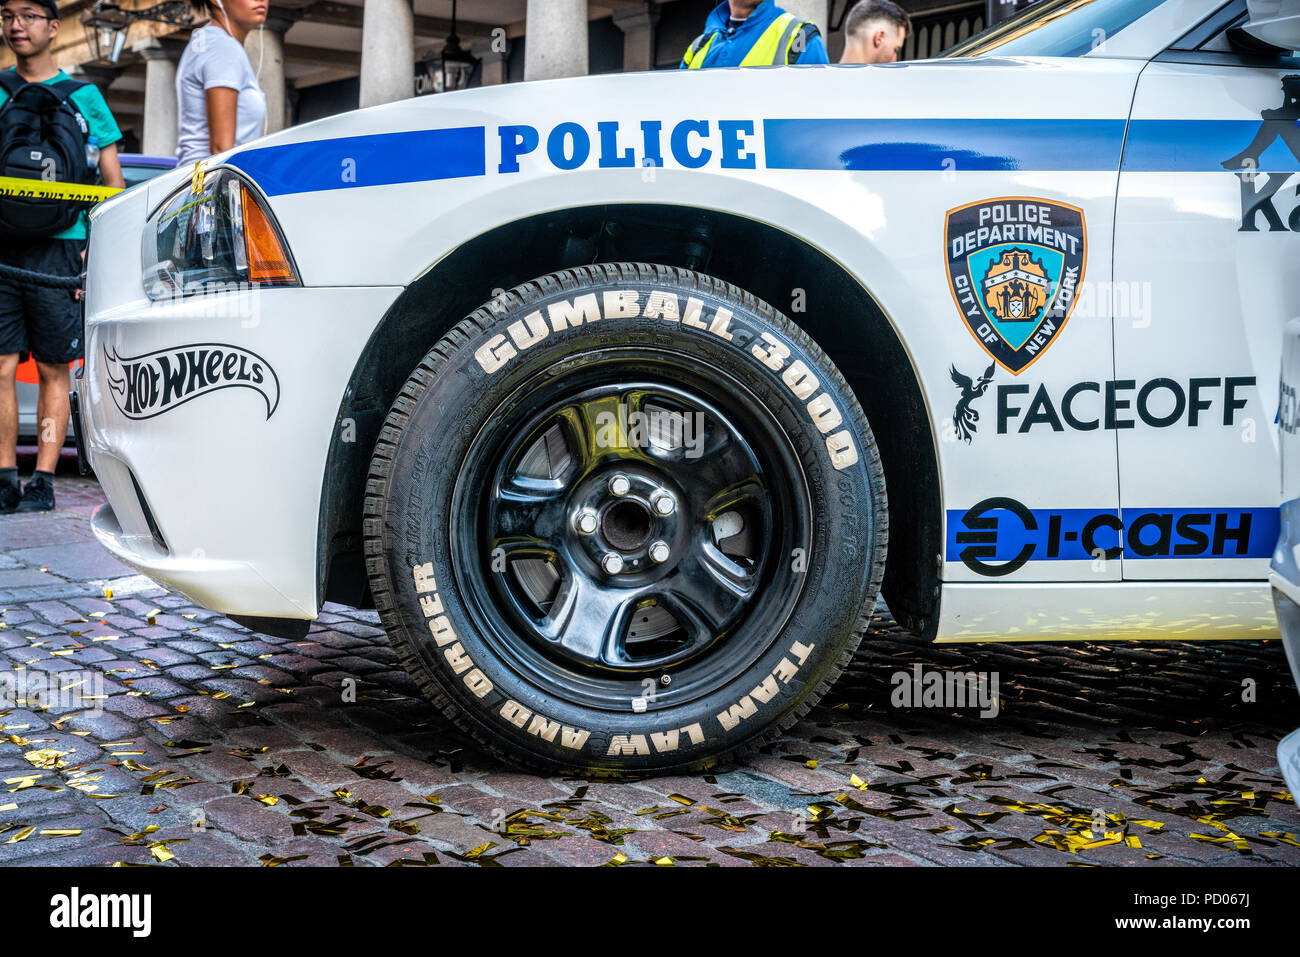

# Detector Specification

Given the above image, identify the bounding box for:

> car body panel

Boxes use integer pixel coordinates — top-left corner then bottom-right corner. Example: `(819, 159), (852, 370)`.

(81, 283), (401, 617)
(1114, 61), (1297, 581)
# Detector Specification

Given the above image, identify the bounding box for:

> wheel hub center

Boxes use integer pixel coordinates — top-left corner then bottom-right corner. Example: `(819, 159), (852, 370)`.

(602, 498), (653, 551)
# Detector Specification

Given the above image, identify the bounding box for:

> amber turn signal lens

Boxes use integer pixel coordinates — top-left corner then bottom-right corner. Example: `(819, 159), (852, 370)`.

(239, 183), (296, 284)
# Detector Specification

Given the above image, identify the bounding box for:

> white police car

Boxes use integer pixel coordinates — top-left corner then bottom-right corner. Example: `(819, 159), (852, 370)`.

(77, 0), (1300, 773)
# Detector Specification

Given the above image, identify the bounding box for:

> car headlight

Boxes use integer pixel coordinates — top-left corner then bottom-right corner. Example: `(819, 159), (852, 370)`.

(142, 167), (299, 300)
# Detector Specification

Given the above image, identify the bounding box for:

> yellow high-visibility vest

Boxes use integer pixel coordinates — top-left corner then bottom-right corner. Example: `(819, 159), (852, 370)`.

(682, 12), (809, 69)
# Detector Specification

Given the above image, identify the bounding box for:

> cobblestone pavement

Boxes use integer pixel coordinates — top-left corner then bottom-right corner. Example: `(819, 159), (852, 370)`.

(1, 464), (1297, 867)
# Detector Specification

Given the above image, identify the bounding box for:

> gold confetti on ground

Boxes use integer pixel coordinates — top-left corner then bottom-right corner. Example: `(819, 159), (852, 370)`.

(24, 749), (71, 770)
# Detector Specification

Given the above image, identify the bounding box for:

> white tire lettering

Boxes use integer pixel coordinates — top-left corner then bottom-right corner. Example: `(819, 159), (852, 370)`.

(527, 713), (562, 742)
(498, 698), (591, 750)
(607, 734), (651, 756)
(507, 310), (549, 349)
(717, 696), (757, 732)
(444, 642), (473, 675)
(547, 293), (601, 331)
(411, 564), (494, 697)
(715, 640), (817, 733)
(752, 331), (789, 371)
(644, 290), (680, 321)
(500, 699), (530, 727)
(463, 669), (493, 698)
(807, 393), (843, 433)
(603, 289), (640, 318)
(708, 307), (735, 341)
(682, 296), (708, 330)
(826, 431), (859, 470)
(428, 615), (457, 647)
(474, 333), (516, 373)
(782, 360), (819, 399)
(475, 283), (862, 475)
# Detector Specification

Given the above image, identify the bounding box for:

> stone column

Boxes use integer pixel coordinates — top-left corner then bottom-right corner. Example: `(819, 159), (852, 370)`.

(245, 10), (297, 134)
(612, 2), (659, 73)
(139, 43), (179, 157)
(67, 63), (133, 136)
(66, 64), (121, 91)
(524, 0), (587, 81)
(360, 0), (415, 108)
(473, 40), (510, 86)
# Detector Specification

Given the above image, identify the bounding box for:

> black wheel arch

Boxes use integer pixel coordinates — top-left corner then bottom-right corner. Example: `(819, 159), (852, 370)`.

(317, 204), (942, 637)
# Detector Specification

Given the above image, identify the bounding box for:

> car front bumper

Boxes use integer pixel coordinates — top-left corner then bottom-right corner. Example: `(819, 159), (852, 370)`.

(78, 283), (402, 619)
(1269, 497), (1300, 797)
(1270, 573), (1300, 694)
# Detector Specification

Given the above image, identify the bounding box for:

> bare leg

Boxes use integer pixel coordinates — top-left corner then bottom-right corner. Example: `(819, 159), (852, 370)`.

(1222, 121), (1295, 170)
(34, 361), (70, 474)
(0, 354), (19, 470)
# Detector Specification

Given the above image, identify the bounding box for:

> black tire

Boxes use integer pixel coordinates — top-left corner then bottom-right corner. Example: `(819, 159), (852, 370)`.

(364, 263), (887, 775)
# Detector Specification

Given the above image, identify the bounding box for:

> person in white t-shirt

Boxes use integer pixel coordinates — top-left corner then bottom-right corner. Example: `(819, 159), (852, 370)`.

(175, 0), (268, 166)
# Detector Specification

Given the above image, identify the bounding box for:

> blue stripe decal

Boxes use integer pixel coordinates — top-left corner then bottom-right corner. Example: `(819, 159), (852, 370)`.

(228, 126), (487, 196)
(763, 118), (1128, 171)
(946, 506), (1278, 565)
(222, 118), (1300, 196)
(1123, 119), (1300, 173)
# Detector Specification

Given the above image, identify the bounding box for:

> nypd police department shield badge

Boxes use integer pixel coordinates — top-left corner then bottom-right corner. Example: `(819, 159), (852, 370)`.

(944, 197), (1086, 375)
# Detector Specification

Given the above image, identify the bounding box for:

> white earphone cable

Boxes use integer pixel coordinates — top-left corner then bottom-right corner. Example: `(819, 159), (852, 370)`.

(256, 23), (266, 135)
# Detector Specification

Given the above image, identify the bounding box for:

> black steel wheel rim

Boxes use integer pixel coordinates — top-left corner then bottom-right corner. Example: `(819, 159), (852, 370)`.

(449, 348), (812, 713)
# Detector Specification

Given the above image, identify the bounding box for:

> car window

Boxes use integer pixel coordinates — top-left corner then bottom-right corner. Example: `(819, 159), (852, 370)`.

(1164, 0), (1300, 63)
(121, 164), (171, 191)
(943, 0), (1167, 57)
(1204, 14), (1300, 57)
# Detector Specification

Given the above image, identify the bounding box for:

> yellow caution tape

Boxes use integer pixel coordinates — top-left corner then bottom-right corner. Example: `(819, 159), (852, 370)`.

(0, 175), (122, 204)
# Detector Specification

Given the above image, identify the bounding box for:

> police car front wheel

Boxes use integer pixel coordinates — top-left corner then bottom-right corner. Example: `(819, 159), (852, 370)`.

(364, 263), (887, 774)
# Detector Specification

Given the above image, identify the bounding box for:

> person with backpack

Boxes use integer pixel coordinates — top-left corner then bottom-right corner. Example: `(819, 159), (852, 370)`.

(0, 0), (122, 513)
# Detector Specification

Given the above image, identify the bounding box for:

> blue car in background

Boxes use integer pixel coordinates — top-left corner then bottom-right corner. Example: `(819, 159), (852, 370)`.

(117, 153), (178, 190)
(19, 154), (176, 444)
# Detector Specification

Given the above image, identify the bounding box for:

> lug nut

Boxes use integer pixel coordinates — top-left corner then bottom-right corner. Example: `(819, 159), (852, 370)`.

(575, 510), (598, 534)
(651, 492), (675, 516)
(608, 474), (631, 497)
(649, 541), (670, 564)
(602, 553), (625, 575)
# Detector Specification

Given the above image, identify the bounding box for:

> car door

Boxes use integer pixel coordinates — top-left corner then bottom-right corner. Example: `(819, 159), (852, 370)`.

(1112, 0), (1300, 580)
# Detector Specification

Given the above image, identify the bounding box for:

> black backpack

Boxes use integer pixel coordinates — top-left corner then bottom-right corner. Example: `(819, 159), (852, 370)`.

(0, 71), (95, 239)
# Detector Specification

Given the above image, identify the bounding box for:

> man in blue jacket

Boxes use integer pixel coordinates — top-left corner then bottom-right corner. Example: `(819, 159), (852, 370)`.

(681, 0), (830, 68)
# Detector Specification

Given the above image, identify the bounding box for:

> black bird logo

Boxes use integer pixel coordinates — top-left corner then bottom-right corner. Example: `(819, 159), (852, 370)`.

(950, 362), (996, 443)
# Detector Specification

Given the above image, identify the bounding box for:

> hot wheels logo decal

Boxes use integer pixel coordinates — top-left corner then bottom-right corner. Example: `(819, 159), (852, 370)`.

(104, 343), (280, 420)
(945, 198), (1086, 375)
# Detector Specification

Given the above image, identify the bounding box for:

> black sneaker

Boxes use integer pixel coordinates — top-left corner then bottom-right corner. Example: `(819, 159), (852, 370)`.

(16, 475), (54, 513)
(0, 480), (19, 513)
